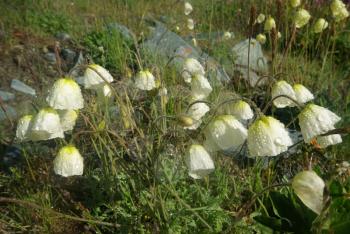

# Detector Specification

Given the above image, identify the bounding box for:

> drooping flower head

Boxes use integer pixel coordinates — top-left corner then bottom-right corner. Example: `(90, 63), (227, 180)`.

(313, 18), (329, 33)
(184, 102), (210, 130)
(134, 70), (156, 91)
(316, 134), (342, 148)
(293, 84), (314, 104)
(294, 9), (311, 28)
(290, 0), (301, 8)
(292, 171), (325, 214)
(187, 18), (194, 30)
(58, 109), (78, 132)
(223, 31), (232, 40)
(30, 108), (64, 141)
(182, 58), (205, 83)
(82, 64), (114, 89)
(271, 80), (297, 108)
(46, 77), (84, 110)
(16, 115), (33, 142)
(264, 16), (276, 31)
(190, 74), (212, 101)
(53, 145), (84, 177)
(256, 33), (267, 44)
(186, 144), (215, 179)
(298, 104), (341, 143)
(204, 115), (247, 152)
(184, 2), (193, 15)
(331, 0), (349, 22)
(230, 100), (254, 120)
(256, 13), (266, 24)
(247, 116), (293, 157)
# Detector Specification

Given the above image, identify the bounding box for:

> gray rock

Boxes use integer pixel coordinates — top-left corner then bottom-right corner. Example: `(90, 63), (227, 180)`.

(61, 48), (76, 63)
(55, 32), (71, 41)
(106, 23), (136, 43)
(0, 104), (17, 121)
(10, 79), (36, 97)
(0, 91), (15, 101)
(44, 52), (57, 64)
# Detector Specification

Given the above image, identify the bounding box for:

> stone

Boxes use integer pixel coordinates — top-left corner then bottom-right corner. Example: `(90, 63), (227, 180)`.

(0, 91), (15, 101)
(44, 52), (57, 64)
(61, 48), (76, 64)
(106, 22), (136, 43)
(0, 104), (17, 121)
(10, 79), (36, 96)
(55, 32), (72, 41)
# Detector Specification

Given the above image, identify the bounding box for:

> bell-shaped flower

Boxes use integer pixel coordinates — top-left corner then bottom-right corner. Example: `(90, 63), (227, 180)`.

(264, 16), (276, 31)
(187, 18), (194, 30)
(277, 31), (282, 39)
(290, 0), (301, 8)
(331, 0), (349, 22)
(190, 74), (212, 101)
(53, 145), (84, 177)
(256, 34), (266, 44)
(58, 109), (78, 132)
(184, 102), (210, 130)
(134, 70), (156, 91)
(298, 104), (341, 143)
(204, 115), (247, 152)
(316, 134), (342, 148)
(256, 13), (266, 24)
(16, 115), (33, 142)
(272, 80), (297, 108)
(223, 31), (232, 40)
(186, 144), (215, 179)
(294, 9), (311, 28)
(30, 108), (64, 141)
(293, 84), (314, 104)
(313, 18), (328, 33)
(292, 171), (325, 214)
(248, 116), (293, 157)
(230, 100), (254, 120)
(182, 58), (205, 83)
(81, 64), (114, 89)
(46, 77), (84, 110)
(184, 2), (193, 15)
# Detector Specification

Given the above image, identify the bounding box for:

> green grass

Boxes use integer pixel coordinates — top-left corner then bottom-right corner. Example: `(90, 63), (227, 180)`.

(0, 0), (349, 233)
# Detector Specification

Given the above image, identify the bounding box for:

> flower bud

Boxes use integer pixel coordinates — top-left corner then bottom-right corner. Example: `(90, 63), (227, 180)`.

(256, 33), (266, 44)
(264, 16), (276, 31)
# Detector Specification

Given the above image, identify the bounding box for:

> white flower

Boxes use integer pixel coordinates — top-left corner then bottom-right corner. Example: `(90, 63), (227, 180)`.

(192, 38), (197, 47)
(184, 102), (210, 130)
(230, 100), (254, 120)
(272, 80), (297, 108)
(313, 18), (329, 33)
(190, 74), (212, 101)
(247, 116), (293, 157)
(298, 104), (341, 143)
(264, 16), (276, 31)
(58, 109), (78, 132)
(81, 64), (114, 89)
(46, 78), (84, 110)
(293, 84), (314, 104)
(95, 83), (113, 103)
(331, 0), (349, 22)
(187, 18), (194, 30)
(158, 87), (168, 97)
(204, 115), (247, 152)
(256, 34), (266, 44)
(134, 70), (156, 91)
(16, 115), (33, 142)
(294, 9), (311, 28)
(182, 58), (205, 83)
(277, 31), (282, 39)
(223, 31), (232, 40)
(30, 108), (64, 141)
(290, 0), (301, 8)
(186, 144), (214, 179)
(256, 13), (266, 24)
(53, 145), (84, 177)
(316, 134), (342, 148)
(292, 171), (325, 215)
(184, 2), (193, 15)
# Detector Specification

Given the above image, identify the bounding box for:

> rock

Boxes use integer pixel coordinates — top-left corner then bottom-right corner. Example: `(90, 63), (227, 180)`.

(70, 52), (85, 81)
(0, 91), (15, 101)
(44, 52), (57, 64)
(55, 32), (71, 41)
(0, 145), (23, 173)
(0, 104), (17, 121)
(61, 48), (76, 64)
(10, 79), (36, 96)
(141, 19), (230, 84)
(106, 22), (136, 43)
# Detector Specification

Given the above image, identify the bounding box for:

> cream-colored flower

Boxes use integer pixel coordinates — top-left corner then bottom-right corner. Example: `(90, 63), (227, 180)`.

(264, 16), (276, 31)
(294, 9), (311, 28)
(135, 70), (156, 91)
(290, 0), (301, 8)
(58, 109), (78, 132)
(230, 100), (254, 120)
(182, 58), (205, 83)
(223, 31), (232, 40)
(16, 115), (33, 142)
(46, 78), (84, 110)
(277, 31), (282, 39)
(247, 116), (293, 157)
(184, 102), (210, 130)
(313, 18), (329, 33)
(190, 74), (212, 101)
(256, 13), (266, 24)
(292, 171), (325, 214)
(293, 84), (314, 104)
(192, 38), (197, 47)
(184, 2), (193, 15)
(316, 134), (342, 148)
(256, 33), (267, 44)
(331, 0), (349, 22)
(186, 144), (215, 179)
(204, 115), (247, 152)
(30, 108), (64, 141)
(81, 64), (114, 89)
(271, 80), (297, 108)
(187, 18), (194, 30)
(53, 145), (84, 177)
(298, 104), (341, 143)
